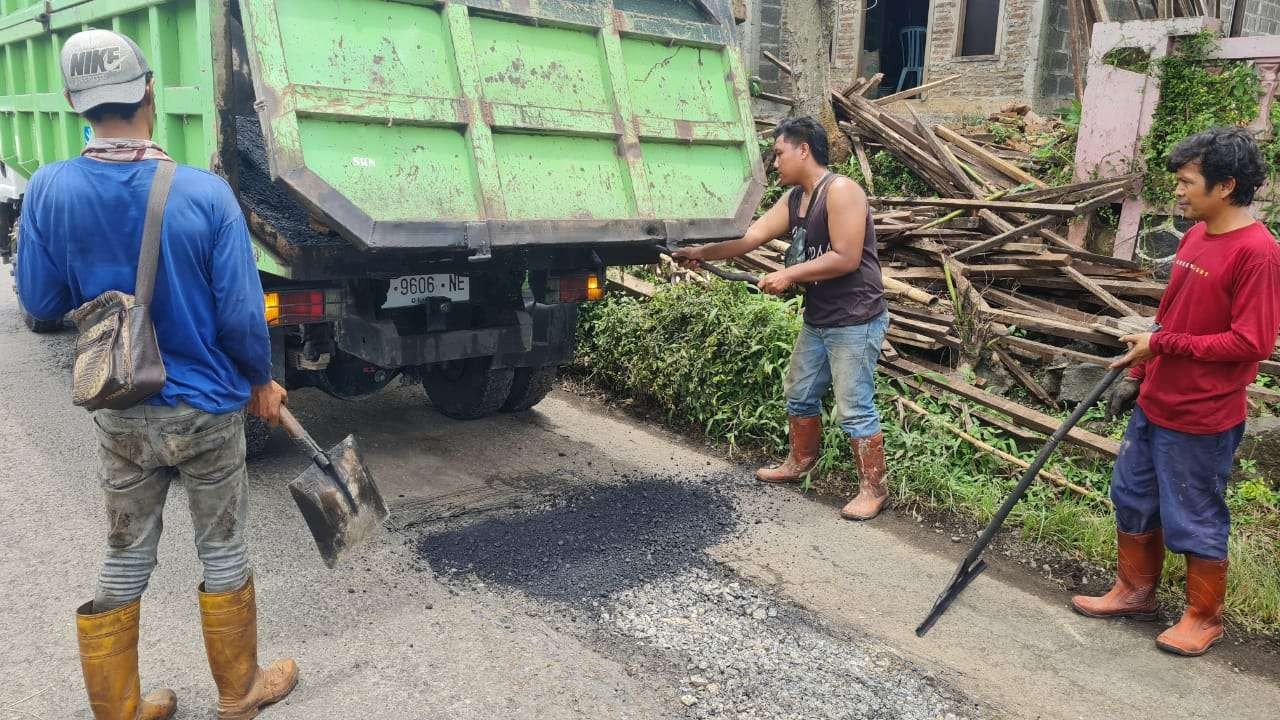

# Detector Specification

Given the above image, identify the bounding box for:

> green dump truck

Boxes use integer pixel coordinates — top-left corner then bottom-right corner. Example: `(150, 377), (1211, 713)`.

(0, 0), (763, 443)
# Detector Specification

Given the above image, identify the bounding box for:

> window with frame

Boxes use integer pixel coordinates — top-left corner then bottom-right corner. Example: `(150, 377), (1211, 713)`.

(957, 0), (1001, 57)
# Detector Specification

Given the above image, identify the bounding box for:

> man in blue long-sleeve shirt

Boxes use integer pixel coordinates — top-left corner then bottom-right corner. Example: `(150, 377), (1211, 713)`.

(18, 30), (296, 720)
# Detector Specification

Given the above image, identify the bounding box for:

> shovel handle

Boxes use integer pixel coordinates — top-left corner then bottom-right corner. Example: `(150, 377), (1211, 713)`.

(277, 406), (331, 470)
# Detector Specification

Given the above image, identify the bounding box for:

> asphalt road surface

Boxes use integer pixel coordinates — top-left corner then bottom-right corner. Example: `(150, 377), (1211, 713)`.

(1, 278), (1277, 720)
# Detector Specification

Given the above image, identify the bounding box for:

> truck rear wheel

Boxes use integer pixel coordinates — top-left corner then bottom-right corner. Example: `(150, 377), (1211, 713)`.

(501, 366), (557, 412)
(10, 218), (62, 334)
(422, 356), (515, 420)
(20, 306), (63, 333)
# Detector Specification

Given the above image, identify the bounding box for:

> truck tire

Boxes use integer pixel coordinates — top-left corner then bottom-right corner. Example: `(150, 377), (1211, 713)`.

(20, 306), (63, 333)
(244, 414), (272, 459)
(501, 366), (557, 412)
(423, 356), (514, 420)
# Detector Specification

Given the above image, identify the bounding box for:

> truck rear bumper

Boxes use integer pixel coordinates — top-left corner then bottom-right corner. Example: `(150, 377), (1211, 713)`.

(335, 303), (578, 369)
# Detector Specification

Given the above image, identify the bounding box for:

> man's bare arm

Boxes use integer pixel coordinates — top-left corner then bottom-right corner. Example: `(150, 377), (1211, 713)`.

(673, 194), (791, 264)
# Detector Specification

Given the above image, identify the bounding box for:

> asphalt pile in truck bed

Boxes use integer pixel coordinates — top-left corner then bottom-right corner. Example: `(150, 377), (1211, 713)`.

(233, 114), (343, 251)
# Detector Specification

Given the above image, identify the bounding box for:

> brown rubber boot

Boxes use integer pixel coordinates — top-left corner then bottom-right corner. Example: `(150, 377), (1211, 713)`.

(841, 433), (889, 521)
(199, 577), (299, 720)
(1071, 530), (1164, 620)
(756, 415), (822, 484)
(1156, 556), (1228, 657)
(76, 599), (177, 720)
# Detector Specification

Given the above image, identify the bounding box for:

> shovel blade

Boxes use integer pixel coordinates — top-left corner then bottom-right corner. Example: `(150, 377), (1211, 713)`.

(287, 434), (388, 568)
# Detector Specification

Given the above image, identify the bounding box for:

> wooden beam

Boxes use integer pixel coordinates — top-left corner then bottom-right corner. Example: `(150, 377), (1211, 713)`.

(883, 357), (1121, 457)
(994, 347), (1057, 406)
(998, 334), (1114, 367)
(756, 91), (794, 106)
(851, 135), (875, 195)
(761, 50), (793, 76)
(952, 215), (1062, 259)
(1061, 265), (1139, 316)
(983, 309), (1123, 346)
(985, 253), (1074, 268)
(1004, 276), (1167, 300)
(935, 124), (1048, 189)
(908, 105), (984, 197)
(983, 287), (1099, 324)
(965, 264), (1063, 279)
(857, 72), (885, 97)
(882, 275), (942, 305)
(873, 74), (961, 105)
(873, 197), (1078, 216)
(605, 268), (655, 298)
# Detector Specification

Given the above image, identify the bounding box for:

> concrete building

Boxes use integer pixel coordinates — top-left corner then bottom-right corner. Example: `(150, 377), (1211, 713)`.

(738, 0), (1280, 117)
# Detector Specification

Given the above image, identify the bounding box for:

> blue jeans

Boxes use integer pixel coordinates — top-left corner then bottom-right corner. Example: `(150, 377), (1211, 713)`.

(783, 312), (889, 439)
(92, 403), (251, 609)
(1111, 407), (1245, 561)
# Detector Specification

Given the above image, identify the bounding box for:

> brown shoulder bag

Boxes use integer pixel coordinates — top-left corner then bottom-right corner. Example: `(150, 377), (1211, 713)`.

(69, 160), (176, 411)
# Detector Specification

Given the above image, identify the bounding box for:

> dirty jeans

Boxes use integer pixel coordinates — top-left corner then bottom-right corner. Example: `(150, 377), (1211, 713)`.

(92, 403), (250, 610)
(1111, 407), (1245, 561)
(783, 311), (890, 439)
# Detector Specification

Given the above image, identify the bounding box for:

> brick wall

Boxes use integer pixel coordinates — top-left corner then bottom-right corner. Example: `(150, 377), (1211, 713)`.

(919, 0), (1042, 114)
(831, 0), (863, 86)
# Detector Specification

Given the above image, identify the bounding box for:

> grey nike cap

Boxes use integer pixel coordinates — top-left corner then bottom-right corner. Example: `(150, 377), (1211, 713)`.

(60, 29), (151, 113)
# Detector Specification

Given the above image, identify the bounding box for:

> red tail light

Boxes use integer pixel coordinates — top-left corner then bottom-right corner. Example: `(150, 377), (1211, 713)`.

(265, 290), (326, 326)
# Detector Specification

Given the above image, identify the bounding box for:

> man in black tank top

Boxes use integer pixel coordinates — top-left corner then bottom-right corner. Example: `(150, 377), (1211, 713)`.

(674, 117), (891, 521)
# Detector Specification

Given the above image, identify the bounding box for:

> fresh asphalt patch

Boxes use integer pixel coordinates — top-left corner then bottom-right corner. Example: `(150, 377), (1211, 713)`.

(413, 473), (989, 720)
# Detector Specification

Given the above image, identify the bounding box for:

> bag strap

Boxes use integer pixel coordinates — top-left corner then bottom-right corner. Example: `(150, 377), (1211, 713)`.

(134, 160), (177, 307)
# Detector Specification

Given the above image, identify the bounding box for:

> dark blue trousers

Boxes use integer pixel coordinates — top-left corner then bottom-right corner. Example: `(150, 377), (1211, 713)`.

(1111, 407), (1245, 561)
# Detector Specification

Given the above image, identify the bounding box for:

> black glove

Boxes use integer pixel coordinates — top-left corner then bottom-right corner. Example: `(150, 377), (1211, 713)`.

(1105, 377), (1141, 421)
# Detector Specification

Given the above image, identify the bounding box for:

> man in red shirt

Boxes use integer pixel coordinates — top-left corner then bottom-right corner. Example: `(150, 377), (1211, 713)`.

(1072, 127), (1280, 656)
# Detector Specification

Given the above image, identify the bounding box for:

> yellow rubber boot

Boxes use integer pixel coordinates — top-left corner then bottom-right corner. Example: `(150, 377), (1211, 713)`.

(198, 577), (299, 720)
(76, 599), (177, 720)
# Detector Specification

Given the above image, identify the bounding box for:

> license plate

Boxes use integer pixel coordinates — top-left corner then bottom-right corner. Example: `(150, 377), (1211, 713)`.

(383, 274), (469, 308)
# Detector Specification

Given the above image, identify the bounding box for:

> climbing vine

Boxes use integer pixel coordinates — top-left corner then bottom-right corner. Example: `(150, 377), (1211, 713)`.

(1139, 31), (1280, 225)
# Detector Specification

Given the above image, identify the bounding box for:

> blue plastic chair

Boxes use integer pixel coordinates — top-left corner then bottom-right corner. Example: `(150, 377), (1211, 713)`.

(896, 26), (927, 93)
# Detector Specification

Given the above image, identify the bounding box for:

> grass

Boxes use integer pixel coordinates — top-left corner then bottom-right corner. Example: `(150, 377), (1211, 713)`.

(577, 281), (1280, 633)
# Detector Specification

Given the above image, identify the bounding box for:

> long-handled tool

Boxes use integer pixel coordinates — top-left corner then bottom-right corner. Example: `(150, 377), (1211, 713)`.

(655, 244), (761, 285)
(279, 406), (388, 568)
(915, 364), (1127, 636)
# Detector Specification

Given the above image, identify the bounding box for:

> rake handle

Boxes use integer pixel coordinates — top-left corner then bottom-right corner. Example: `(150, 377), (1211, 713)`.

(655, 245), (762, 286)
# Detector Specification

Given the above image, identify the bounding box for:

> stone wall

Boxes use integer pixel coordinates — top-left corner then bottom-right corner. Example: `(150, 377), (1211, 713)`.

(753, 0), (786, 90)
(1037, 0), (1076, 105)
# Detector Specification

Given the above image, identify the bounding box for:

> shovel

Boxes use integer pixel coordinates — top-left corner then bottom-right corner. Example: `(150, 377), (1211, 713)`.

(279, 406), (388, 568)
